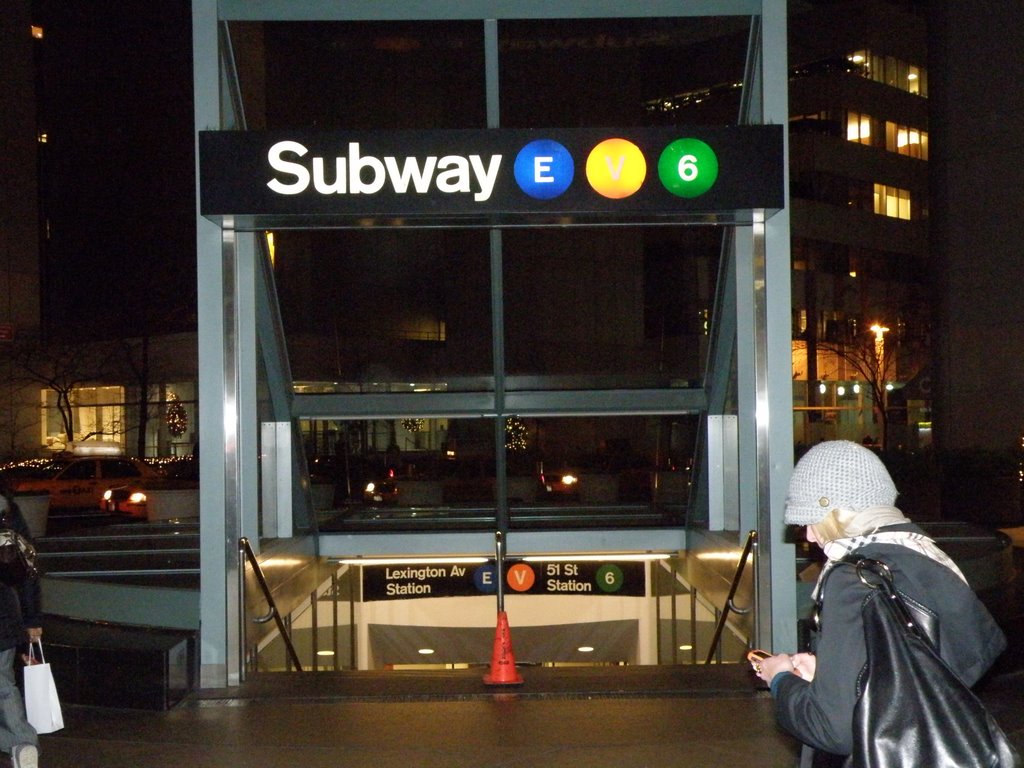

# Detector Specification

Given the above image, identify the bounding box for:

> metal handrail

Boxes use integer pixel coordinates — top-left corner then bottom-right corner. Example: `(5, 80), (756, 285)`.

(239, 537), (303, 672)
(704, 529), (757, 664)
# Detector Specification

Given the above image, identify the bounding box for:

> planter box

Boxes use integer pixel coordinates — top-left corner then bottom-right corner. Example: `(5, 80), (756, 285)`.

(146, 488), (199, 522)
(13, 493), (49, 538)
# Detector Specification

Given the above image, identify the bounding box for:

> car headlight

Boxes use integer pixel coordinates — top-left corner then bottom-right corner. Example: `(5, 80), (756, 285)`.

(102, 489), (113, 501)
(129, 492), (147, 504)
(365, 482), (376, 493)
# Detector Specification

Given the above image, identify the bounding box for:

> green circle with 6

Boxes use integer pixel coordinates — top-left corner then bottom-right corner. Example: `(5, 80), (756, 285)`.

(596, 563), (624, 593)
(658, 138), (719, 198)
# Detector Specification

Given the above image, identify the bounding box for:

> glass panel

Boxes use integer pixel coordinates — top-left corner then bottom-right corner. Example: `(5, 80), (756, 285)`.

(313, 417), (498, 532)
(255, 567), (357, 672)
(276, 228), (492, 390)
(498, 17), (751, 128)
(308, 414), (696, 531)
(232, 21), (487, 131)
(504, 226), (720, 388)
(507, 415), (696, 529)
(653, 558), (749, 664)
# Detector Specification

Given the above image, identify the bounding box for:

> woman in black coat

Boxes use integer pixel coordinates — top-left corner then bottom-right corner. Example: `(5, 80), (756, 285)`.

(754, 441), (1007, 766)
(0, 487), (43, 768)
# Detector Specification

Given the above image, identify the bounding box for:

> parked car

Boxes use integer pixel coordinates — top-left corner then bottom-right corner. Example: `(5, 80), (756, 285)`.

(363, 468), (400, 505)
(538, 469), (581, 502)
(4, 455), (159, 510)
(102, 456), (198, 518)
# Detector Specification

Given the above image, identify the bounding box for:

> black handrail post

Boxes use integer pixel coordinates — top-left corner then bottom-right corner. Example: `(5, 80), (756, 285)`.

(494, 530), (505, 614)
(704, 530), (758, 664)
(239, 537), (304, 672)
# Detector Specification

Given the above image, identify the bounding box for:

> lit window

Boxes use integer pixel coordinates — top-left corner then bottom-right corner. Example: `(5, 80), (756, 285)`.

(873, 184), (912, 221)
(847, 112), (872, 144)
(885, 122), (928, 160)
(31, 25), (44, 39)
(847, 49), (927, 98)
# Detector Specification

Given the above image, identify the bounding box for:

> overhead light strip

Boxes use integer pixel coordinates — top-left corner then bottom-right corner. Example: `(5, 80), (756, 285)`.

(334, 553), (672, 566)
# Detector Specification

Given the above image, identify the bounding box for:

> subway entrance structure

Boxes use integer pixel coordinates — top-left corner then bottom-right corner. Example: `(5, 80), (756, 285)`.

(193, 0), (794, 686)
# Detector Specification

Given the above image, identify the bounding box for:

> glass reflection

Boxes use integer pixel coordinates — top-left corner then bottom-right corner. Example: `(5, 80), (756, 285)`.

(310, 414), (695, 531)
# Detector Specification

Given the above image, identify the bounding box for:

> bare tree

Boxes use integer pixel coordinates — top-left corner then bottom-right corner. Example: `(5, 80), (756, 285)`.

(816, 324), (926, 450)
(9, 335), (120, 445)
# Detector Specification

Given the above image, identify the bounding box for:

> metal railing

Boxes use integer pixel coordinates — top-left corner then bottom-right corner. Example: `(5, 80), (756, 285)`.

(704, 529), (757, 663)
(239, 537), (303, 672)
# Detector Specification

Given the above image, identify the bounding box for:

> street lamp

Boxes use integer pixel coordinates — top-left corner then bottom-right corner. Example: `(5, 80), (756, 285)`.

(870, 323), (889, 370)
(870, 323), (891, 447)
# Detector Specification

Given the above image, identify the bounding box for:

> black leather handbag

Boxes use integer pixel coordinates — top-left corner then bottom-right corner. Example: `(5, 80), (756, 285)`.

(845, 557), (1020, 768)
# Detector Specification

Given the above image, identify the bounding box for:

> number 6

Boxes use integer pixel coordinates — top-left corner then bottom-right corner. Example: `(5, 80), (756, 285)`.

(678, 154), (699, 182)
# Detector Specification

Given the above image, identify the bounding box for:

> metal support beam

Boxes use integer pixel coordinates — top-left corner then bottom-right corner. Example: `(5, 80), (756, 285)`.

(217, 0), (764, 21)
(755, 0), (796, 652)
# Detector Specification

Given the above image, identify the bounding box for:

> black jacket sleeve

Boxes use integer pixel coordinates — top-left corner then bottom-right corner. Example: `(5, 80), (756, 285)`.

(774, 565), (866, 755)
(8, 500), (42, 628)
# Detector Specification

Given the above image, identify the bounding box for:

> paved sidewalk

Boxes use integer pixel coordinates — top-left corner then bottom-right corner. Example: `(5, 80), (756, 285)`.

(31, 665), (1024, 768)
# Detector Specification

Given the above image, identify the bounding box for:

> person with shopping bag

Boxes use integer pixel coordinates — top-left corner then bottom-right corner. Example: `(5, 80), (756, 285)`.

(0, 485), (43, 768)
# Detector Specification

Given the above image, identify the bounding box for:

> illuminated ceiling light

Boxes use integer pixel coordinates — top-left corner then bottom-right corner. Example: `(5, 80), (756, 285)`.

(317, 650), (335, 657)
(335, 556), (488, 566)
(907, 72), (918, 80)
(886, 383), (895, 391)
(695, 551), (743, 561)
(837, 386), (846, 396)
(418, 648), (435, 655)
(259, 557), (307, 567)
(577, 646), (595, 653)
(850, 53), (865, 63)
(818, 381), (827, 394)
(853, 383), (861, 394)
(522, 553), (670, 563)
(678, 644), (693, 651)
(849, 270), (857, 278)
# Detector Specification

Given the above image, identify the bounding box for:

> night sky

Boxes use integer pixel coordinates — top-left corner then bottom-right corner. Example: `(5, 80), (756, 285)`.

(32, 0), (195, 339)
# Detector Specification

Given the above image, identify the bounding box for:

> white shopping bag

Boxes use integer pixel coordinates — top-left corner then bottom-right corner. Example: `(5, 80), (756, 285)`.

(23, 641), (64, 734)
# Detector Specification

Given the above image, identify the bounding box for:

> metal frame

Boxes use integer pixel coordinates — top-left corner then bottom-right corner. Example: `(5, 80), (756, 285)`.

(193, 0), (794, 687)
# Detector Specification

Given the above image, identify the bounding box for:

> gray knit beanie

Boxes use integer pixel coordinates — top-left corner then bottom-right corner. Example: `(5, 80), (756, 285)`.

(784, 440), (898, 525)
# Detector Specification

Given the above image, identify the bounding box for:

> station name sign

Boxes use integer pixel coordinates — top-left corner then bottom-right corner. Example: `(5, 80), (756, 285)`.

(361, 560), (646, 601)
(199, 126), (783, 227)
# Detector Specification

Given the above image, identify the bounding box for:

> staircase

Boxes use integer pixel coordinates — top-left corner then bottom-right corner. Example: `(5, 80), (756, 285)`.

(34, 521), (200, 710)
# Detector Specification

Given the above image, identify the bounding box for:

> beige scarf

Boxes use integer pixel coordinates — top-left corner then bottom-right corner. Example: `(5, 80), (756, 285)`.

(813, 505), (967, 599)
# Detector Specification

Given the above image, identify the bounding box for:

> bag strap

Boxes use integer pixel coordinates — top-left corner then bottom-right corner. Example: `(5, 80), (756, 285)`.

(28, 640), (45, 665)
(834, 555), (938, 651)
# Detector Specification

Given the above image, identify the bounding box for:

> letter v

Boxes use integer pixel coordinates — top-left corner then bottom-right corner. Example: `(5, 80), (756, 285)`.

(604, 155), (626, 180)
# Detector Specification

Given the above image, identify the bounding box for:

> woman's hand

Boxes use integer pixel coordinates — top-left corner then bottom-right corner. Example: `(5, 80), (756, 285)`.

(791, 652), (817, 682)
(751, 652), (803, 685)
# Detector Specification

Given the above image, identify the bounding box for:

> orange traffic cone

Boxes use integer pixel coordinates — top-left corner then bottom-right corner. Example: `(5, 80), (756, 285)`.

(483, 610), (524, 685)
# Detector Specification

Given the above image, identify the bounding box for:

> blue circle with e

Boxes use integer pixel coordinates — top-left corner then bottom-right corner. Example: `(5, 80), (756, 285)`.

(514, 140), (574, 200)
(474, 564), (498, 594)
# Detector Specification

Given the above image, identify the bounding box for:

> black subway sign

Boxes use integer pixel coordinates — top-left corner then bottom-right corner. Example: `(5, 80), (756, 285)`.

(199, 126), (783, 228)
(361, 560), (646, 601)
